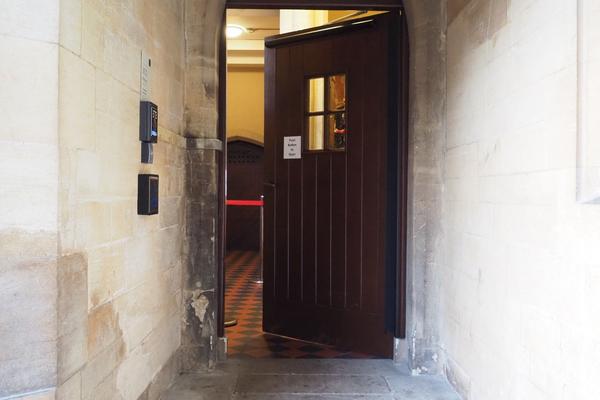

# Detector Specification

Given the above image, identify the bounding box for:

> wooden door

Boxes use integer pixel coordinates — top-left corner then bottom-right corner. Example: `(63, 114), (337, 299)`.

(226, 140), (264, 251)
(263, 12), (403, 357)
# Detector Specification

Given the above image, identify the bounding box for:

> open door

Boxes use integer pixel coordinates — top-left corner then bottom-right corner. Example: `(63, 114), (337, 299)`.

(263, 12), (404, 358)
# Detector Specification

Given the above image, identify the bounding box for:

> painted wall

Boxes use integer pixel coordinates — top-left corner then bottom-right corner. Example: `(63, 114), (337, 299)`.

(443, 0), (599, 399)
(227, 68), (265, 144)
(0, 1), (60, 397)
(56, 0), (185, 398)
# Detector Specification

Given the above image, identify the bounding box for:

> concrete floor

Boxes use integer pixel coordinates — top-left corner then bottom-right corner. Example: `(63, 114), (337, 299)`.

(162, 359), (461, 399)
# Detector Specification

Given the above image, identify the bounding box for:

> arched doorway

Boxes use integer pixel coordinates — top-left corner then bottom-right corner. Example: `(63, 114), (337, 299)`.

(218, 1), (409, 351)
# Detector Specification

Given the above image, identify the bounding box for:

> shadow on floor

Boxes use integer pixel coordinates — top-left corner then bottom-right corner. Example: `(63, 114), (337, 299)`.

(162, 359), (462, 399)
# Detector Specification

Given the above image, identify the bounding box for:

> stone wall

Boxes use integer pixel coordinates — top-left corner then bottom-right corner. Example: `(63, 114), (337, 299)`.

(401, 0), (447, 374)
(56, 0), (185, 398)
(0, 1), (60, 398)
(443, 0), (600, 398)
(180, 0), (226, 371)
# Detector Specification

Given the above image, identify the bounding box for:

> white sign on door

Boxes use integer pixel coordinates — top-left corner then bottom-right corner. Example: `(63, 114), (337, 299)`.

(283, 136), (302, 159)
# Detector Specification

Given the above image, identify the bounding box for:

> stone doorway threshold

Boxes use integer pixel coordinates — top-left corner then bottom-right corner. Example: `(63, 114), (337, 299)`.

(162, 359), (461, 399)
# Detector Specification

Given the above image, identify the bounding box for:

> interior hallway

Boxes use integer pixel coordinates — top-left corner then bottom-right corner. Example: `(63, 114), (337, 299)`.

(163, 359), (461, 399)
(225, 251), (375, 359)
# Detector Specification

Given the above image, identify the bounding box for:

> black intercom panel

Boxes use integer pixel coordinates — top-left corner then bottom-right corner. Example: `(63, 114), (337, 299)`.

(139, 101), (158, 143)
(138, 174), (159, 215)
(141, 142), (153, 164)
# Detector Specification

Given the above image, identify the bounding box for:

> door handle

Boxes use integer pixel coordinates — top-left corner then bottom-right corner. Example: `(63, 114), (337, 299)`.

(263, 182), (277, 188)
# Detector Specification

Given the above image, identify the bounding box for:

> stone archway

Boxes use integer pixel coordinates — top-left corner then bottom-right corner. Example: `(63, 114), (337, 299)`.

(181, 0), (447, 374)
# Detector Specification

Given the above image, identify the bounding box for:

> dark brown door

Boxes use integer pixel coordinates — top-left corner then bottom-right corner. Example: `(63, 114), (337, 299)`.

(226, 140), (264, 251)
(263, 12), (402, 358)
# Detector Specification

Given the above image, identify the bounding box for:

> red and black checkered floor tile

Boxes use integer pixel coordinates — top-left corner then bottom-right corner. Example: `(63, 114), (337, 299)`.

(225, 250), (375, 359)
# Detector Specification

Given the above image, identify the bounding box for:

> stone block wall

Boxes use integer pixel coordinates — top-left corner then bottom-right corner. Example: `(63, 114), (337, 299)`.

(443, 0), (600, 399)
(402, 0), (448, 374)
(180, 0), (226, 371)
(56, 0), (186, 398)
(0, 1), (60, 398)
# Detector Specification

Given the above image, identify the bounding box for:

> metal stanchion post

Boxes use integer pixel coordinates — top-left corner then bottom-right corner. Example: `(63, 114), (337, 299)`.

(253, 195), (264, 284)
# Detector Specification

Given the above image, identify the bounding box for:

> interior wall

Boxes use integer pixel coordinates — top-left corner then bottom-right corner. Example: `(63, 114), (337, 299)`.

(443, 0), (599, 399)
(56, 0), (185, 398)
(227, 68), (265, 143)
(0, 1), (60, 398)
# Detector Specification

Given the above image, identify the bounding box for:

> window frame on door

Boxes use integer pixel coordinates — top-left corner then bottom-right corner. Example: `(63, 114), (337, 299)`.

(304, 72), (348, 153)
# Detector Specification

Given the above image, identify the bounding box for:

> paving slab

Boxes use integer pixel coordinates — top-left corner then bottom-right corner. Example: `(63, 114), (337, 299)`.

(220, 359), (408, 376)
(235, 373), (391, 394)
(234, 395), (397, 399)
(385, 374), (461, 400)
(161, 359), (462, 400)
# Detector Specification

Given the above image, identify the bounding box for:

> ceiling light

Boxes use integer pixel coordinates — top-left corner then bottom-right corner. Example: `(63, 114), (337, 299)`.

(226, 24), (247, 38)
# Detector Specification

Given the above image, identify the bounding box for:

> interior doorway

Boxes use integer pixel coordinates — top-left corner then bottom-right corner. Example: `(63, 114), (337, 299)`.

(221, 3), (407, 360)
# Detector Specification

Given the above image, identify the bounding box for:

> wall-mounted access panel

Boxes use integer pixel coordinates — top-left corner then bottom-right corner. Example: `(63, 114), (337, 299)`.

(138, 174), (159, 215)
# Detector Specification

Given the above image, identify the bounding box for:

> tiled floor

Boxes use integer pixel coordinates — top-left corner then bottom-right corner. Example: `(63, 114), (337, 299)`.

(162, 359), (463, 399)
(225, 250), (374, 359)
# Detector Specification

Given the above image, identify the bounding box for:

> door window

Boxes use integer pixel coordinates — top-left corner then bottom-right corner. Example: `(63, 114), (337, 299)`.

(306, 74), (347, 152)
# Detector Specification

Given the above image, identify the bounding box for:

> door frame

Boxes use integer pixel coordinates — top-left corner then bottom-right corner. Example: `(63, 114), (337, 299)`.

(218, 0), (408, 341)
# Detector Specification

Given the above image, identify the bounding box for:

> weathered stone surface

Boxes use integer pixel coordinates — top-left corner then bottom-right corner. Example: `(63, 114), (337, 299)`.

(137, 353), (180, 400)
(235, 374), (390, 394)
(0, 35), (59, 146)
(442, 1), (600, 399)
(0, 0), (59, 42)
(55, 0), (187, 398)
(0, 230), (58, 397)
(81, 338), (125, 400)
(57, 253), (88, 383)
(183, 0), (225, 139)
(402, 0), (447, 376)
(87, 302), (121, 360)
(87, 243), (125, 310)
(56, 372), (81, 400)
(59, 47), (96, 152)
(14, 389), (57, 400)
(181, 144), (220, 371)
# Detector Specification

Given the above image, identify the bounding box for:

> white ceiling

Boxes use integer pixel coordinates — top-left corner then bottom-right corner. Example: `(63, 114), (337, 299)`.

(226, 9), (280, 41)
(225, 9), (378, 67)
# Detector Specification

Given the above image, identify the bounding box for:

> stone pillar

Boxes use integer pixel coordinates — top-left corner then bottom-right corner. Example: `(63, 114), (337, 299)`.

(402, 0), (447, 375)
(181, 0), (226, 371)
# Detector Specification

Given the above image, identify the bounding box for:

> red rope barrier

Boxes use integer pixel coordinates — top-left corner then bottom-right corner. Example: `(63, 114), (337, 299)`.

(226, 199), (264, 207)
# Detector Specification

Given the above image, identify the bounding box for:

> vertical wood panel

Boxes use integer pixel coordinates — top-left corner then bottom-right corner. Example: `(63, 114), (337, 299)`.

(274, 47), (291, 301)
(288, 45), (304, 303)
(361, 28), (386, 313)
(302, 154), (317, 304)
(345, 33), (366, 310)
(263, 46), (277, 327)
(330, 30), (358, 310)
(330, 153), (346, 308)
(316, 154), (332, 307)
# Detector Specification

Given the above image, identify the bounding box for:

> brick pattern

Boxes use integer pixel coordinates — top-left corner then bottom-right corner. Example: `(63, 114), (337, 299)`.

(225, 250), (375, 359)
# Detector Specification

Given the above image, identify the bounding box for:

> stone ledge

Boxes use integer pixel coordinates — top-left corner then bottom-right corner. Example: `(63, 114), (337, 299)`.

(186, 138), (223, 152)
